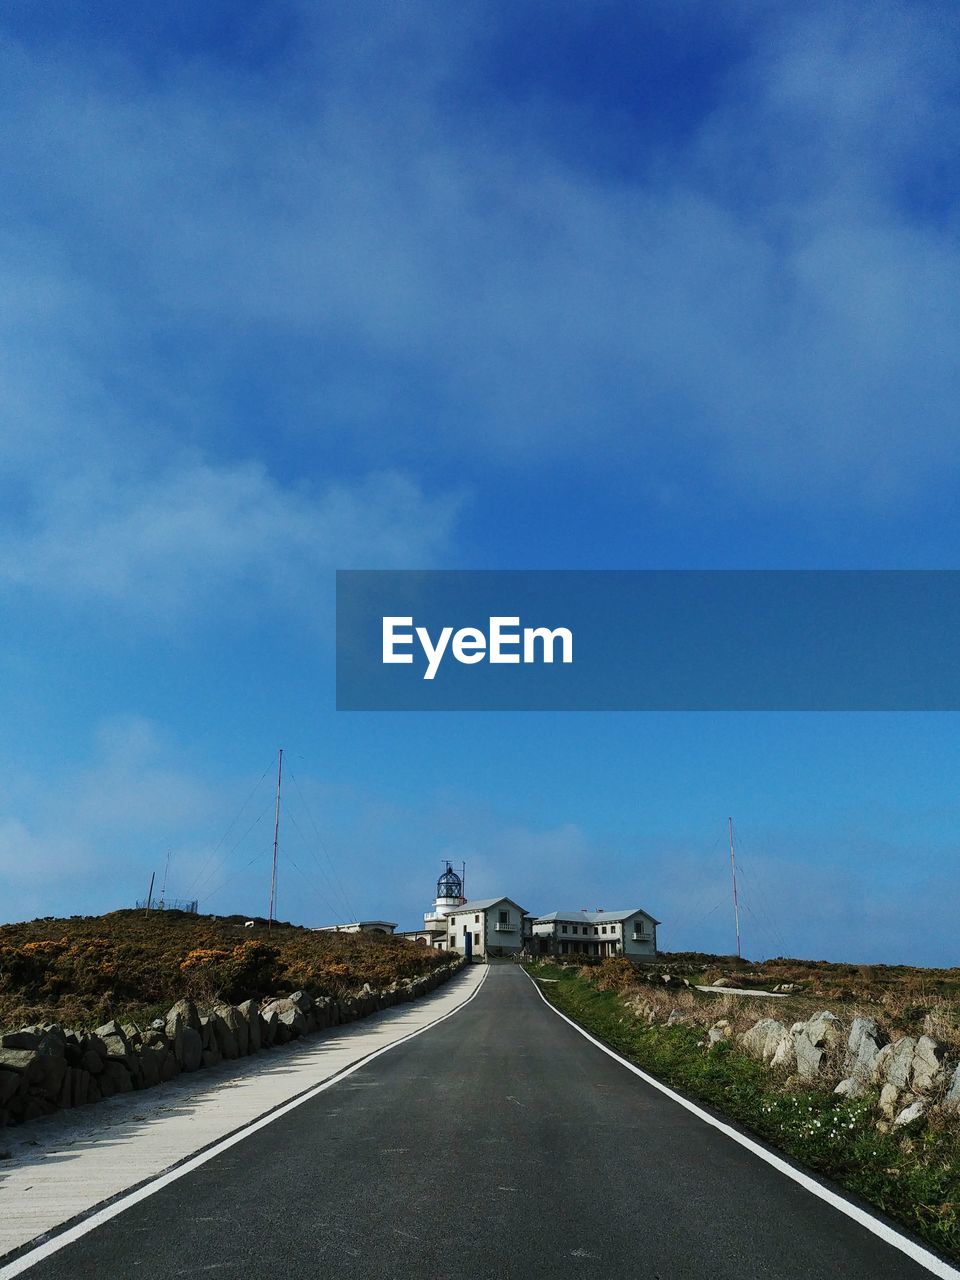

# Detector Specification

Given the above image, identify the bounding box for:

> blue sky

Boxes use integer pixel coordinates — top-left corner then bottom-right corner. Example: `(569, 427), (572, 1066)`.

(1, 1), (959, 963)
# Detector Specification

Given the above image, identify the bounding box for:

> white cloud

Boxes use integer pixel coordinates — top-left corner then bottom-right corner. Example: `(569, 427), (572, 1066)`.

(0, 461), (462, 617)
(0, 0), (955, 523)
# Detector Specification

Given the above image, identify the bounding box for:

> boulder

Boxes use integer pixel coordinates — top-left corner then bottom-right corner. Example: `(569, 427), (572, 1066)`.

(0, 1070), (20, 1106)
(278, 1008), (308, 1038)
(0, 1031), (41, 1051)
(741, 1019), (793, 1068)
(260, 1009), (278, 1047)
(843, 1017), (884, 1098)
(177, 1025), (203, 1072)
(159, 1050), (180, 1082)
(237, 1000), (261, 1054)
(138, 1047), (165, 1089)
(878, 1082), (900, 1120)
(873, 1037), (916, 1091)
(166, 999), (201, 1036)
(201, 1047), (222, 1069)
(910, 1036), (945, 1094)
(103, 1060), (133, 1094)
(944, 1063), (960, 1111)
(894, 1099), (927, 1128)
(213, 1006), (245, 1059)
(707, 1020), (731, 1046)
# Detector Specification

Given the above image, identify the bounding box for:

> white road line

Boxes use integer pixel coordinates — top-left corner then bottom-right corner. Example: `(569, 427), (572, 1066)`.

(523, 968), (960, 1280)
(0, 966), (489, 1279)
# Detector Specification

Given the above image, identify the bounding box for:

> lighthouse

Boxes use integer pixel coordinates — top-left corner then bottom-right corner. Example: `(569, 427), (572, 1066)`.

(421, 860), (465, 945)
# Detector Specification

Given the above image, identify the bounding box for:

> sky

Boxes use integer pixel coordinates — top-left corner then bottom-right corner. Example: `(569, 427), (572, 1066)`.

(1, 1), (959, 964)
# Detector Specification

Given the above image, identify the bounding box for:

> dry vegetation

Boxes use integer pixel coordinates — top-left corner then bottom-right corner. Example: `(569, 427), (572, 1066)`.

(649, 951), (960, 1051)
(0, 909), (447, 1032)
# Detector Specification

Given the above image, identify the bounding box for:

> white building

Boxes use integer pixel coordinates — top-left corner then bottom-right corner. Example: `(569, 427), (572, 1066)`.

(531, 909), (658, 959)
(444, 897), (528, 960)
(314, 920), (397, 935)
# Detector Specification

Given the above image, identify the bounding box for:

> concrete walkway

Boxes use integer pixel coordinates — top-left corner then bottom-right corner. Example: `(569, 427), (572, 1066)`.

(0, 965), (486, 1265)
(695, 984), (788, 998)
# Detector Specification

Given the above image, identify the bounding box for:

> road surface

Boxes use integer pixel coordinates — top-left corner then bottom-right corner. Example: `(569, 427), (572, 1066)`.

(6, 965), (952, 1278)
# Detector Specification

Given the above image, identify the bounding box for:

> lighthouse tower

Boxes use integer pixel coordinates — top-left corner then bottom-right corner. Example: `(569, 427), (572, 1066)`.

(422, 860), (465, 943)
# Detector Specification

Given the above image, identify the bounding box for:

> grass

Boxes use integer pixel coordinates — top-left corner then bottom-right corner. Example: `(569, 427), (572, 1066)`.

(0, 909), (450, 1031)
(525, 961), (960, 1263)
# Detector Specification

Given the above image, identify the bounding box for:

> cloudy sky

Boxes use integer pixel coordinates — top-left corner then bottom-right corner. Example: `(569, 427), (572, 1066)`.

(1, 1), (958, 963)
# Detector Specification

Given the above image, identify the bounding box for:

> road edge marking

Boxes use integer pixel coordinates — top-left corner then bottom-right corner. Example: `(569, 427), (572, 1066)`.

(522, 968), (960, 1280)
(0, 965), (489, 1278)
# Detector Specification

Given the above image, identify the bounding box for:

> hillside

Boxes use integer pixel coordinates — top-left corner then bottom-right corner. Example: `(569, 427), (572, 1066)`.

(0, 910), (447, 1032)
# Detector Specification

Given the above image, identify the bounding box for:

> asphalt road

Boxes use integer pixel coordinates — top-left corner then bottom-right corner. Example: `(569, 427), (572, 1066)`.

(15, 965), (947, 1279)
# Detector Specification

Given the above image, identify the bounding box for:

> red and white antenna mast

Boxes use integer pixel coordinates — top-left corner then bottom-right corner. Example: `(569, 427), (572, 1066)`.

(268, 748), (283, 929)
(728, 816), (741, 959)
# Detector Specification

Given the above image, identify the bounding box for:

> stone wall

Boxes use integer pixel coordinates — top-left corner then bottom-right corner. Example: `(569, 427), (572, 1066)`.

(0, 959), (464, 1128)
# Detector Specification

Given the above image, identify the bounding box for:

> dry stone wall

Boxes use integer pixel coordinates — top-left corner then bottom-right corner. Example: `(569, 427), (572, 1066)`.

(0, 959), (464, 1128)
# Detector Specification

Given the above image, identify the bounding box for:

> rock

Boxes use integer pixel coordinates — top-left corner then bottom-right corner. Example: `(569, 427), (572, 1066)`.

(894, 1099), (927, 1128)
(138, 1048), (164, 1089)
(0, 1070), (20, 1105)
(711, 977), (730, 988)
(213, 1007), (244, 1059)
(944, 1063), (960, 1111)
(159, 1050), (180, 1082)
(260, 1009), (278, 1047)
(201, 1047), (222, 1069)
(177, 1026), (203, 1072)
(793, 1036), (824, 1081)
(910, 1036), (945, 1093)
(237, 1000), (261, 1053)
(95, 1022), (132, 1061)
(666, 1009), (684, 1026)
(34, 1053), (68, 1100)
(843, 1017), (884, 1098)
(0, 1048), (39, 1075)
(802, 1011), (844, 1051)
(103, 1060), (133, 1094)
(0, 1031), (41, 1051)
(741, 1019), (793, 1068)
(834, 1079), (853, 1096)
(166, 1000), (201, 1036)
(278, 1008), (308, 1038)
(873, 1038), (916, 1091)
(878, 1082), (900, 1120)
(708, 1020), (731, 1046)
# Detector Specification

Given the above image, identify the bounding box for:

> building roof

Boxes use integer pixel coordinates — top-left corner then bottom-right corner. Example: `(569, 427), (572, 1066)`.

(313, 920), (398, 931)
(534, 909), (661, 925)
(449, 896), (528, 915)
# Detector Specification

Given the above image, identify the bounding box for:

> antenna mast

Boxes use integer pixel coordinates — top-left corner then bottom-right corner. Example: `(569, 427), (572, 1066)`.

(268, 748), (283, 930)
(728, 816), (741, 959)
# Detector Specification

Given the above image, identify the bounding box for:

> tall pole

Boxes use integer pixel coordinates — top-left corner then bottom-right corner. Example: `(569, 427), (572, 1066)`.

(145, 870), (155, 914)
(269, 748), (283, 930)
(728, 816), (741, 960)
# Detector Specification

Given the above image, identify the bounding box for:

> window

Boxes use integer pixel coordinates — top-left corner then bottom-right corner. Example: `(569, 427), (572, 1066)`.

(499, 909), (509, 924)
(475, 914), (480, 923)
(593, 926), (599, 935)
(601, 925), (607, 934)
(474, 932), (480, 946)
(561, 924), (568, 933)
